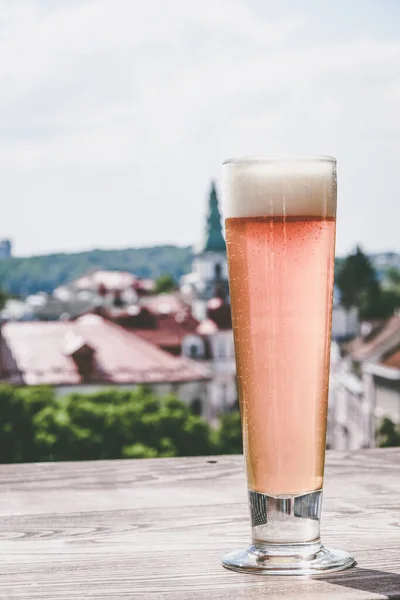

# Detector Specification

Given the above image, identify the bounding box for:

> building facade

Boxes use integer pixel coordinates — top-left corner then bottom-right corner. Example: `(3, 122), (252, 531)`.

(178, 183), (237, 419)
(338, 315), (400, 448)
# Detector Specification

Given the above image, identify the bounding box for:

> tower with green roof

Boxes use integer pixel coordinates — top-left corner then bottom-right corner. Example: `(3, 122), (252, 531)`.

(197, 181), (226, 254)
(189, 181), (229, 319)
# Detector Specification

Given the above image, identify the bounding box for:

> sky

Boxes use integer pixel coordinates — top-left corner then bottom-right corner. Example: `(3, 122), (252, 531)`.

(0, 0), (400, 257)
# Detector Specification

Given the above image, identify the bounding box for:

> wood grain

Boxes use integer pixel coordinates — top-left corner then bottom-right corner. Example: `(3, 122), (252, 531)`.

(0, 449), (398, 599)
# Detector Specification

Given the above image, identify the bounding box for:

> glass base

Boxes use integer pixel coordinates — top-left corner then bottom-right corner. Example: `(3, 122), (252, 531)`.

(223, 489), (355, 576)
(222, 543), (355, 576)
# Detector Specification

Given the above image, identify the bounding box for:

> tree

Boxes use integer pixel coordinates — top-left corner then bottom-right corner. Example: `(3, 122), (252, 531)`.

(0, 385), (216, 463)
(376, 289), (400, 318)
(0, 386), (27, 463)
(154, 274), (177, 294)
(336, 246), (385, 319)
(122, 443), (158, 458)
(0, 287), (11, 310)
(336, 246), (378, 310)
(215, 411), (243, 454)
(376, 417), (400, 447)
(386, 267), (400, 287)
(0, 246), (192, 297)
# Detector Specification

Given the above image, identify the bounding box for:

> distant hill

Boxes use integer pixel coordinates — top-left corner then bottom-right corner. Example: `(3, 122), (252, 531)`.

(1, 245), (397, 299)
(0, 246), (193, 297)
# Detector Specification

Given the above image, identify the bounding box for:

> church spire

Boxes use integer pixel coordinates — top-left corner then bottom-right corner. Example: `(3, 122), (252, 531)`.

(198, 181), (226, 253)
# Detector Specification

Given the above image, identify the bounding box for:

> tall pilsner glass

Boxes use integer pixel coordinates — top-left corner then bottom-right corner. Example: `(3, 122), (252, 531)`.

(222, 156), (354, 575)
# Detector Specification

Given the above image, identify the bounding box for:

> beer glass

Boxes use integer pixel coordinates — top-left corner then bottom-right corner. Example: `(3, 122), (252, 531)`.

(222, 156), (354, 575)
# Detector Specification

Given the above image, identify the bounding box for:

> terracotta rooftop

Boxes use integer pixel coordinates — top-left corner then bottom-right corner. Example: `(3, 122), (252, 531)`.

(132, 311), (200, 351)
(134, 330), (187, 350)
(347, 315), (400, 362)
(83, 304), (200, 354)
(0, 315), (209, 386)
(100, 306), (157, 329)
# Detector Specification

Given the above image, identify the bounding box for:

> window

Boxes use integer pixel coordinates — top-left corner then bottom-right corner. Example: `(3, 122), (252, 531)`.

(215, 263), (222, 279)
(190, 344), (198, 358)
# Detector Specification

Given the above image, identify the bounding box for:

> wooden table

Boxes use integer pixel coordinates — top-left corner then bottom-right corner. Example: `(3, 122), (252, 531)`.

(0, 449), (398, 599)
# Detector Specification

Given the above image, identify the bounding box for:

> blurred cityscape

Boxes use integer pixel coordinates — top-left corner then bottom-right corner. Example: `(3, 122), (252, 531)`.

(0, 182), (399, 461)
(0, 1), (399, 462)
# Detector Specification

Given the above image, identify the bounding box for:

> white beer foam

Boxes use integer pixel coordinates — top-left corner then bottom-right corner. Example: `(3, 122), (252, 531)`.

(222, 157), (336, 219)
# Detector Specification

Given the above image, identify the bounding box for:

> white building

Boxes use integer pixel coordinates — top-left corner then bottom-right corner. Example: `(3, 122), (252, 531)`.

(328, 346), (369, 450)
(1, 271), (154, 323)
(331, 286), (359, 341)
(343, 315), (400, 447)
(181, 298), (237, 421)
(179, 183), (237, 419)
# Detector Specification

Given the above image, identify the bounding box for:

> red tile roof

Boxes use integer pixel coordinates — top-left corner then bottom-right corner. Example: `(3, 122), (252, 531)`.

(155, 312), (199, 333)
(347, 316), (400, 362)
(0, 315), (209, 386)
(133, 330), (185, 349)
(100, 306), (157, 329)
(131, 311), (200, 351)
(132, 312), (200, 351)
(80, 304), (200, 353)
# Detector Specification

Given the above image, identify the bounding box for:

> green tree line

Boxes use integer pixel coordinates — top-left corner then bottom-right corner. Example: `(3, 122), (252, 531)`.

(0, 385), (242, 464)
(0, 384), (397, 465)
(1, 243), (400, 321)
(336, 246), (400, 319)
(0, 246), (192, 297)
(376, 417), (400, 447)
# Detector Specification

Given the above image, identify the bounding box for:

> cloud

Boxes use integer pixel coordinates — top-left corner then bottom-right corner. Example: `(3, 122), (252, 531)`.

(0, 0), (306, 166)
(0, 0), (399, 255)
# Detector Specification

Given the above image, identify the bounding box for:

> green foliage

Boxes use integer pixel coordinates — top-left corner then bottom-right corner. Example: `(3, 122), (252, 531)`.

(0, 385), (58, 463)
(154, 274), (177, 294)
(122, 443), (158, 459)
(386, 267), (400, 287)
(336, 246), (380, 316)
(0, 288), (11, 309)
(0, 385), (226, 463)
(376, 417), (400, 447)
(215, 411), (243, 454)
(0, 246), (192, 297)
(375, 289), (400, 318)
(336, 246), (400, 319)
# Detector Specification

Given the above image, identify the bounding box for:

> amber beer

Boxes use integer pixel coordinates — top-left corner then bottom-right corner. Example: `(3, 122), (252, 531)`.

(224, 158), (336, 496)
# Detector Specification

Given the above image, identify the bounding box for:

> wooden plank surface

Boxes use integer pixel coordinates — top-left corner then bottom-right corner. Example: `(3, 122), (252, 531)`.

(0, 449), (398, 599)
